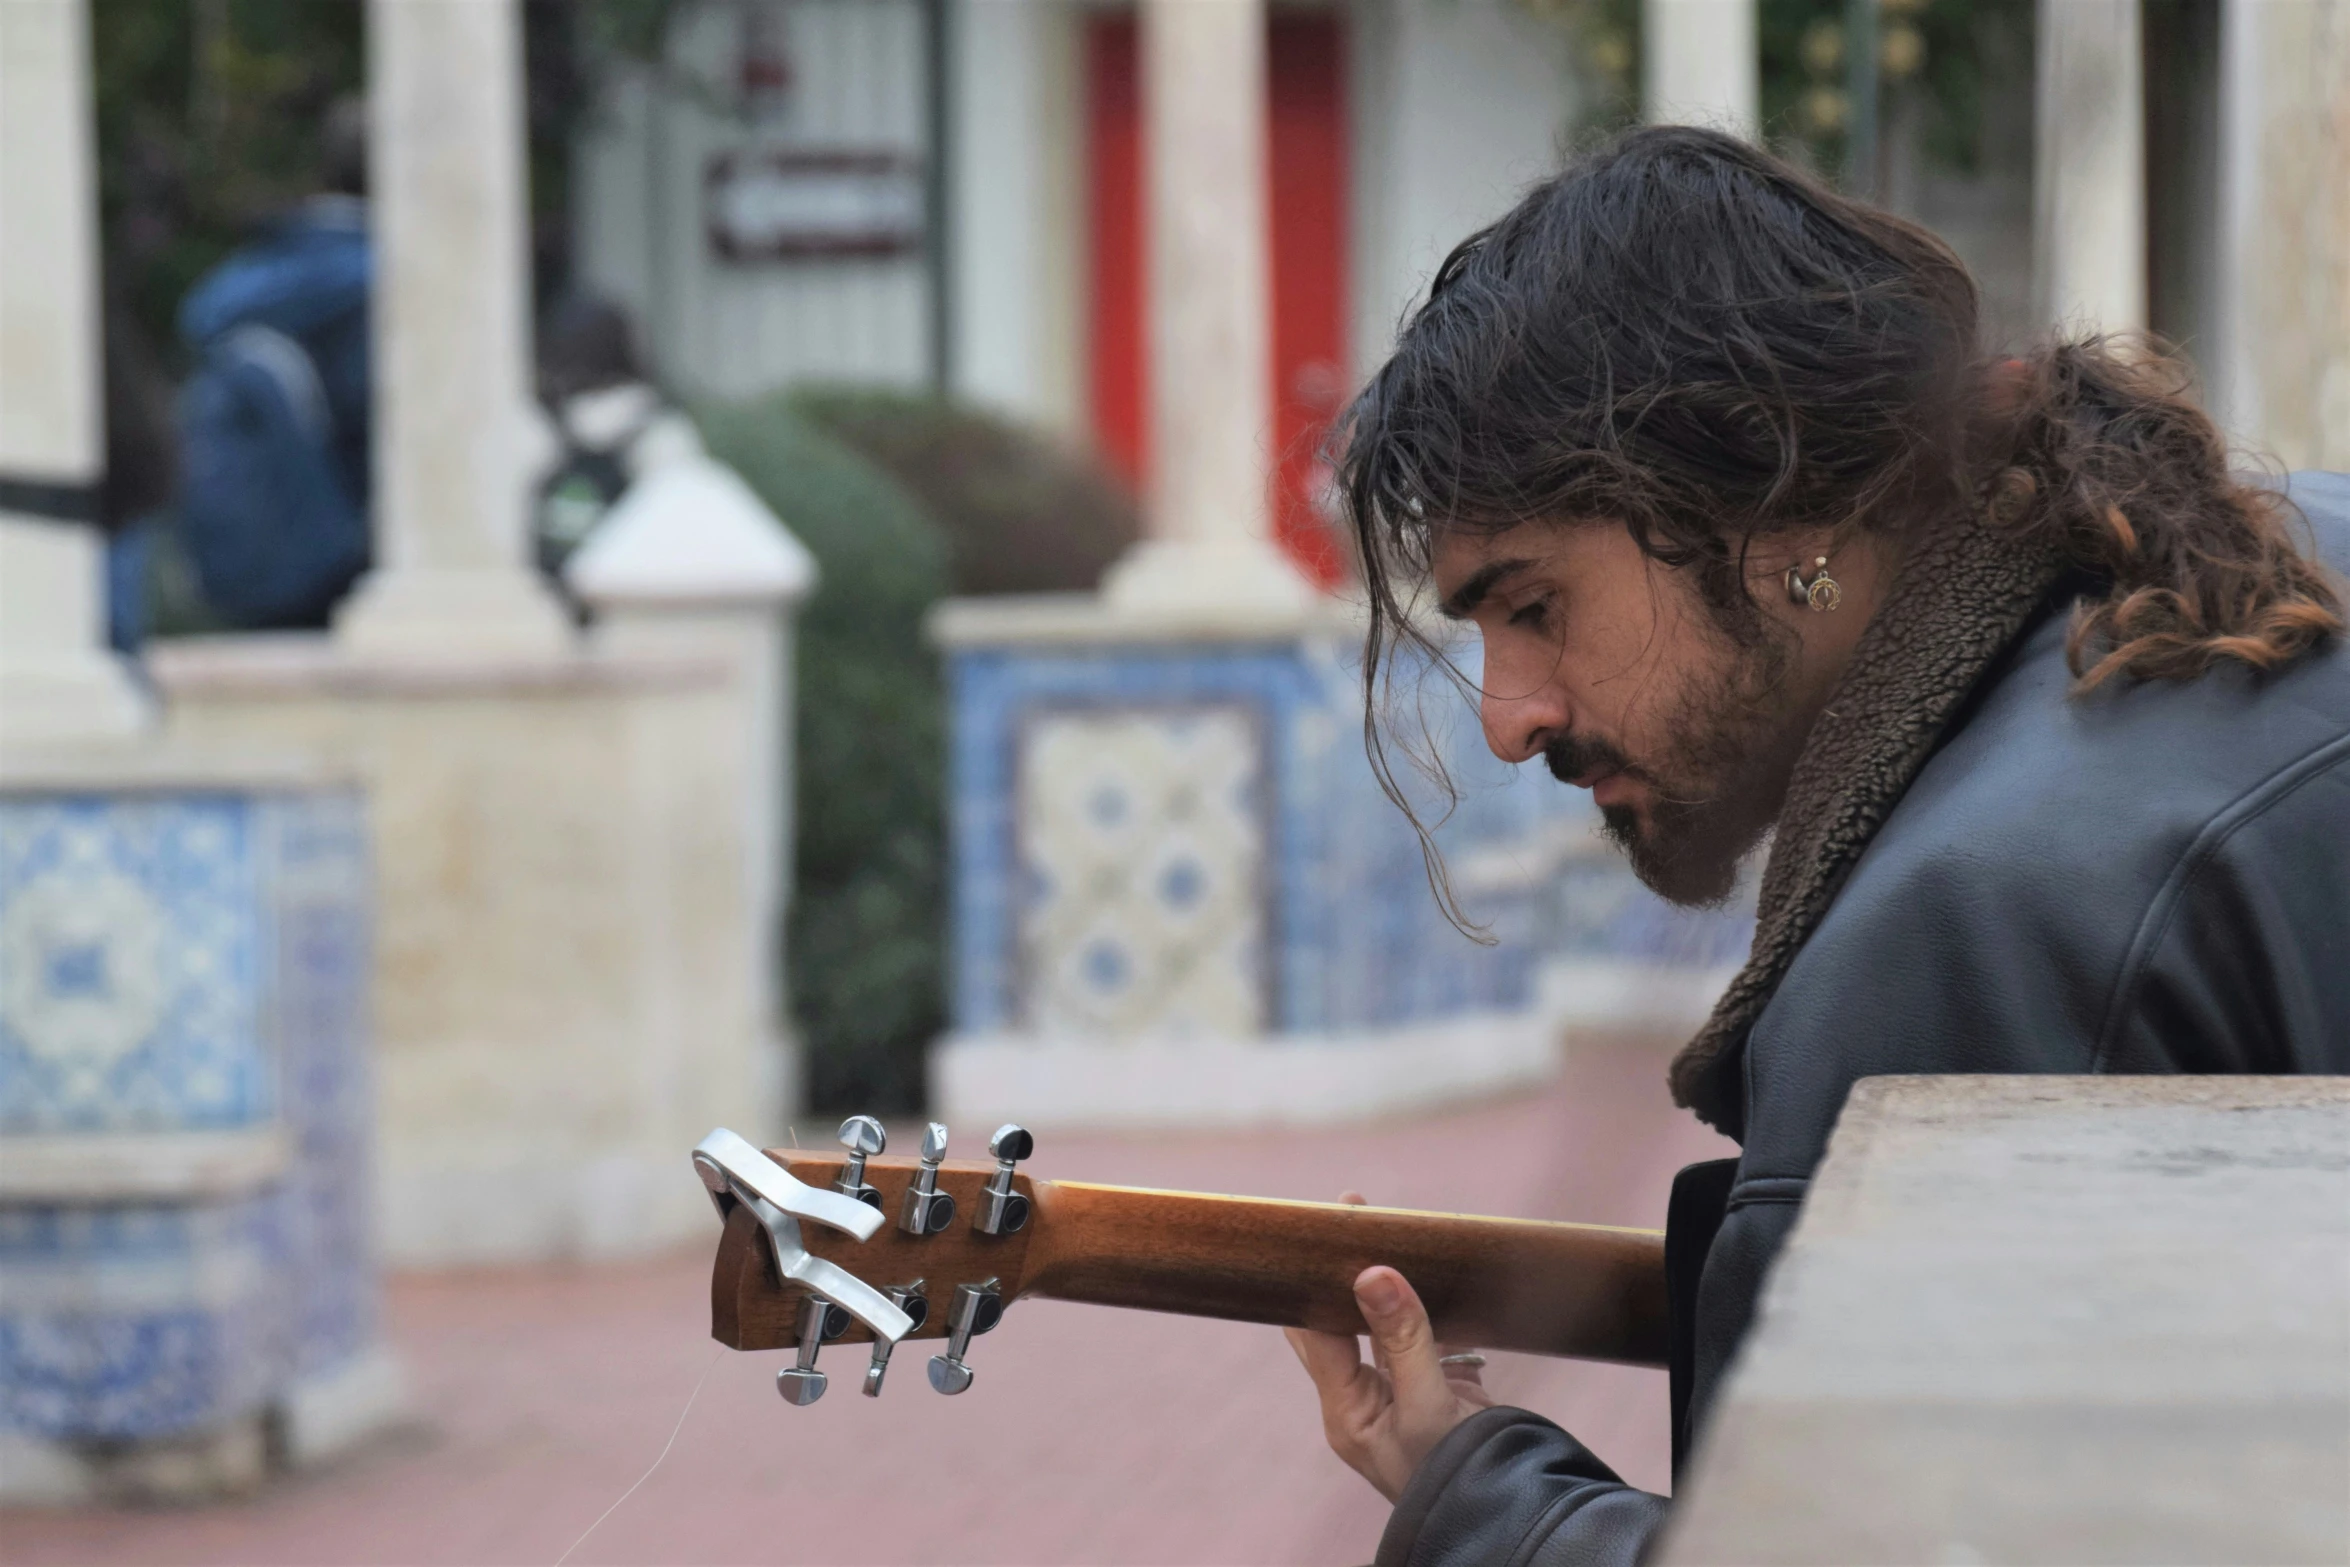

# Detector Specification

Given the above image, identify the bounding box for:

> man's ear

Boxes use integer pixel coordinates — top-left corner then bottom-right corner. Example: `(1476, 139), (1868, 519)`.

(1767, 522), (1878, 590)
(1742, 533), (1830, 609)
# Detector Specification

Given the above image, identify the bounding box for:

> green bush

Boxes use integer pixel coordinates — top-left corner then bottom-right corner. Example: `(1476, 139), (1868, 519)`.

(793, 387), (1139, 596)
(694, 394), (949, 1116)
(700, 389), (1143, 1114)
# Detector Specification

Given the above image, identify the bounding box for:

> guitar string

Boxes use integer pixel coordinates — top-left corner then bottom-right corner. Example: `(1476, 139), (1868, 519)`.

(552, 1126), (800, 1565)
(553, 1341), (724, 1567)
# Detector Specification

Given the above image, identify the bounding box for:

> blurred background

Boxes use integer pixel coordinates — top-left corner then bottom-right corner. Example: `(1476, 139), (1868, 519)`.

(0, 0), (2340, 1561)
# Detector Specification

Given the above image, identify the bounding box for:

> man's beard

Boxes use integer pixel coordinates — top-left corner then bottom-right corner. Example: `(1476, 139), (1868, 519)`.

(1545, 630), (1802, 907)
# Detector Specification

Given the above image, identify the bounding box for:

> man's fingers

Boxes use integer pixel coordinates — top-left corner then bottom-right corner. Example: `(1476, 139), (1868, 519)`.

(1353, 1265), (1456, 1422)
(1286, 1322), (1394, 1468)
(1284, 1324), (1364, 1393)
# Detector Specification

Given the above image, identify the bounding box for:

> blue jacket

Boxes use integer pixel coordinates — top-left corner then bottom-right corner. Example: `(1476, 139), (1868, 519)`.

(171, 196), (372, 628)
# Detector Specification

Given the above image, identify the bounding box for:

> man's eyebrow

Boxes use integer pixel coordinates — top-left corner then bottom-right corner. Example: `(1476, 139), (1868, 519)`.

(1439, 558), (1537, 620)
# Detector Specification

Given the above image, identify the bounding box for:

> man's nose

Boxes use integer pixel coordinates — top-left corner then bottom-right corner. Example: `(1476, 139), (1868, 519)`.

(1480, 682), (1569, 765)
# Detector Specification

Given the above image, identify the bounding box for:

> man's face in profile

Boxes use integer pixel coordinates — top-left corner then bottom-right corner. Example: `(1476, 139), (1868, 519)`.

(1432, 520), (1810, 906)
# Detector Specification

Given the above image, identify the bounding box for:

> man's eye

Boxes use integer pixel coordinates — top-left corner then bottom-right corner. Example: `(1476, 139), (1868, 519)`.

(1508, 597), (1552, 631)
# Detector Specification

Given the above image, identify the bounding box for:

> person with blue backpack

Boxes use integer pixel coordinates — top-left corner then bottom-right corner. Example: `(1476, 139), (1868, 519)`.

(112, 104), (373, 643)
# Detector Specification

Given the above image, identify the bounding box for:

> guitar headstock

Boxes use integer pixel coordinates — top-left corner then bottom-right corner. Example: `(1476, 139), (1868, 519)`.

(705, 1120), (1046, 1399)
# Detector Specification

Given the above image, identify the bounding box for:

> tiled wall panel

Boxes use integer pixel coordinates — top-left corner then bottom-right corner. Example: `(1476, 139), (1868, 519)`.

(947, 635), (1753, 1043)
(0, 786), (375, 1442)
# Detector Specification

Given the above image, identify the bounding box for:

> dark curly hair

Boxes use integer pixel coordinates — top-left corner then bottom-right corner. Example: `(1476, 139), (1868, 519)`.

(1340, 125), (2341, 911)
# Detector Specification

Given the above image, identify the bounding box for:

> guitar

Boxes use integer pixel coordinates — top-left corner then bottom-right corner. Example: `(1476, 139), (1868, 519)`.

(695, 1120), (1668, 1405)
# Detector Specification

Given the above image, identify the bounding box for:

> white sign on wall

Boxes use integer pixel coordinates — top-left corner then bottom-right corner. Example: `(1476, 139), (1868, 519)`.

(704, 150), (926, 262)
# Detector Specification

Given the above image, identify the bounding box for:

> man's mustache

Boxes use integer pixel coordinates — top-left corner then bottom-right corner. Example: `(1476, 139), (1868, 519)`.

(1543, 732), (1637, 788)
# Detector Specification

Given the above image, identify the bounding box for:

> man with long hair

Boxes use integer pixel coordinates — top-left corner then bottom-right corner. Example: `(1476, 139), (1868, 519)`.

(1286, 127), (2348, 1564)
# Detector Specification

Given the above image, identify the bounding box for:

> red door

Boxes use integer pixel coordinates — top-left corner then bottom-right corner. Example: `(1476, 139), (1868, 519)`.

(1085, 14), (1149, 495)
(1085, 9), (1350, 586)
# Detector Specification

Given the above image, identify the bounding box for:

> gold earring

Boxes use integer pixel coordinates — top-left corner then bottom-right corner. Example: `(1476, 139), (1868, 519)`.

(1785, 555), (1841, 612)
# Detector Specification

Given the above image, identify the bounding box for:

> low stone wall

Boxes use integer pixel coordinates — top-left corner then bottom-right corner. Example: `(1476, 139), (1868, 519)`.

(0, 753), (399, 1501)
(149, 635), (778, 1265)
(1660, 1074), (2350, 1565)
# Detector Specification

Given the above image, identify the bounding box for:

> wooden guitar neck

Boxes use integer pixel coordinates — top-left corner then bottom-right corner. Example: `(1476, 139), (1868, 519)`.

(1022, 1180), (1667, 1363)
(711, 1151), (1668, 1367)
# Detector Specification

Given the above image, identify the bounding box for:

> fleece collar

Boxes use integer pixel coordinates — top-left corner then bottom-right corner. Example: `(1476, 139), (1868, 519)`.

(1668, 506), (2074, 1138)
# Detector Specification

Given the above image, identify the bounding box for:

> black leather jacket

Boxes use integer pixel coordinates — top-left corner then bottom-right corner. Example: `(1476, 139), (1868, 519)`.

(1375, 473), (2350, 1567)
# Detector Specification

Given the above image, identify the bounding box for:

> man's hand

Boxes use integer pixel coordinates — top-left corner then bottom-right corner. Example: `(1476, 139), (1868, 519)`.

(1284, 1193), (1493, 1502)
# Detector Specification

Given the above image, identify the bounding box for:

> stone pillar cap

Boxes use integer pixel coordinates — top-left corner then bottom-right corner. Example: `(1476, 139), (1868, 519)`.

(565, 454), (817, 610)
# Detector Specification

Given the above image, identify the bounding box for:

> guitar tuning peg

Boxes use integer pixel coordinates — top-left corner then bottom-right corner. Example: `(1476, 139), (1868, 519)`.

(834, 1115), (886, 1210)
(926, 1279), (1004, 1396)
(776, 1292), (854, 1406)
(861, 1282), (929, 1397)
(898, 1122), (956, 1236)
(973, 1124), (1033, 1236)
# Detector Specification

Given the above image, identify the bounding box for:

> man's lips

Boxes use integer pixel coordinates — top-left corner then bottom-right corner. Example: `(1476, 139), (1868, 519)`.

(1543, 736), (1638, 804)
(1589, 771), (1635, 809)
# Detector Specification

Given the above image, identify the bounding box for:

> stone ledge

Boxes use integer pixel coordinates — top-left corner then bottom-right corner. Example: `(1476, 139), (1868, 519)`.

(0, 1345), (408, 1504)
(1538, 958), (1739, 1035)
(927, 589), (1367, 650)
(931, 1010), (1562, 1130)
(0, 1126), (291, 1201)
(279, 1345), (411, 1468)
(146, 631), (732, 699)
(0, 741), (349, 792)
(378, 1145), (717, 1266)
(0, 1416), (268, 1506)
(1658, 1074), (2350, 1566)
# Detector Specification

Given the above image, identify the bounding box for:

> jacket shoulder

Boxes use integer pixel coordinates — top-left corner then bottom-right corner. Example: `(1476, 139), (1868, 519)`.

(2103, 728), (2350, 1074)
(1744, 527), (2350, 1172)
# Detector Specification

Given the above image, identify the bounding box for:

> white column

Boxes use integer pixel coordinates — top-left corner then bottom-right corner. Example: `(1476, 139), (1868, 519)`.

(2032, 0), (2147, 333)
(2213, 0), (2349, 470)
(1103, 0), (1315, 616)
(335, 0), (570, 658)
(565, 453), (818, 1128)
(0, 0), (147, 749)
(950, 0), (1086, 441)
(1642, 0), (1759, 139)
(949, 0), (1045, 420)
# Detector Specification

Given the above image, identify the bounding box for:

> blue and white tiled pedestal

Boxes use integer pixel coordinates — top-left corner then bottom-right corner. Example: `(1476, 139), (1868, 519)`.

(927, 596), (1754, 1128)
(0, 755), (400, 1502)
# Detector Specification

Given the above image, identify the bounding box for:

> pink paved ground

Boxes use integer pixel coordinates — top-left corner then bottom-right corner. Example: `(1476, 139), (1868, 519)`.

(3, 1031), (1732, 1567)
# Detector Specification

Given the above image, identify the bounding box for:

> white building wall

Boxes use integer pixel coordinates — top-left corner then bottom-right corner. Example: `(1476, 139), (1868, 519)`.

(949, 0), (1086, 438)
(573, 0), (933, 401)
(580, 0), (1585, 425)
(1348, 0), (1581, 378)
(1641, 0), (1757, 137)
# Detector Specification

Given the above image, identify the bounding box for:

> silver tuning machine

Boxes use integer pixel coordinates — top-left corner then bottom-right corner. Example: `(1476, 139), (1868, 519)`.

(861, 1282), (929, 1396)
(973, 1124), (1033, 1236)
(926, 1279), (1004, 1395)
(898, 1122), (956, 1236)
(833, 1115), (886, 1209)
(776, 1292), (855, 1405)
